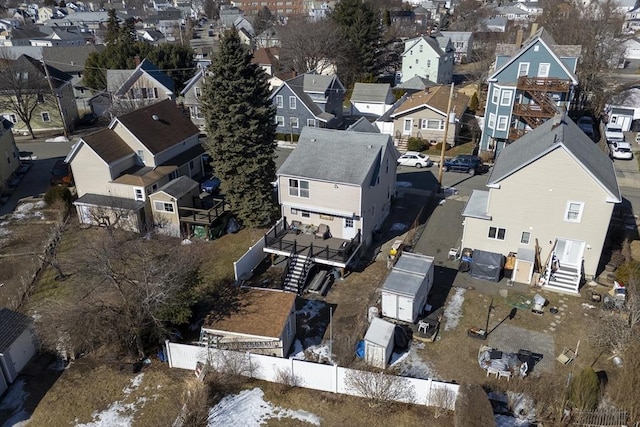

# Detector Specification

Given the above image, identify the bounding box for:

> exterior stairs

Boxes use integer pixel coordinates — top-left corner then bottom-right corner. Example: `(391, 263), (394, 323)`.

(283, 254), (313, 294)
(545, 264), (581, 294)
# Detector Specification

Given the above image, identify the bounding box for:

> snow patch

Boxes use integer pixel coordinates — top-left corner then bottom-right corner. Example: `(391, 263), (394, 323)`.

(11, 201), (46, 220)
(0, 379), (30, 427)
(208, 388), (321, 426)
(296, 300), (324, 319)
(443, 288), (465, 331)
(395, 181), (413, 188)
(390, 223), (408, 232)
(390, 343), (437, 380)
(495, 415), (531, 427)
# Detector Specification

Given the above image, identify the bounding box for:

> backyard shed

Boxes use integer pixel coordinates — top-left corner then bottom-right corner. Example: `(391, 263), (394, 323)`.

(512, 247), (536, 284)
(470, 250), (505, 282)
(381, 252), (435, 323)
(364, 317), (396, 369)
(0, 308), (37, 385)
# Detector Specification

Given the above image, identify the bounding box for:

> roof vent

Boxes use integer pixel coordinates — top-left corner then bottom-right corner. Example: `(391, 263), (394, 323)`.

(551, 112), (564, 127)
(152, 114), (159, 121)
(367, 144), (373, 149)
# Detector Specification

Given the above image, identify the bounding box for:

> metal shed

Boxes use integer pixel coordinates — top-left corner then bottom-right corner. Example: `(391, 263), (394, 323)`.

(364, 317), (396, 369)
(381, 252), (435, 323)
(0, 308), (37, 386)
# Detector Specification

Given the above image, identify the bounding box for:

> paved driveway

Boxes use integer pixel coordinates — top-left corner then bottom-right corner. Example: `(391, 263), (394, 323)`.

(612, 152), (640, 216)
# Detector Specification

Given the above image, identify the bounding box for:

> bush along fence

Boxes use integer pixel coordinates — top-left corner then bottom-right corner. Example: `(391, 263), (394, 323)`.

(164, 341), (458, 409)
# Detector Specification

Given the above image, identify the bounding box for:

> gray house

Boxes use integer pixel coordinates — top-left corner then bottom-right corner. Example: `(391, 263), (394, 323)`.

(270, 73), (345, 137)
(179, 68), (206, 130)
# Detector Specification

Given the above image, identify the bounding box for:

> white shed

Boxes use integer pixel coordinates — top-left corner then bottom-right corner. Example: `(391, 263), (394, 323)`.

(0, 308), (37, 385)
(381, 252), (434, 323)
(364, 317), (396, 369)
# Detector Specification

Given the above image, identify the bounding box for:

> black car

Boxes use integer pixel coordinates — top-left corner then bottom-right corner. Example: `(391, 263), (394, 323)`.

(50, 160), (73, 186)
(442, 155), (482, 175)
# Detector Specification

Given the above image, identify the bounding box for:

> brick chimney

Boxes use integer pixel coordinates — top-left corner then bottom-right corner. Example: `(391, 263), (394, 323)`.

(134, 55), (141, 67)
(515, 28), (524, 48)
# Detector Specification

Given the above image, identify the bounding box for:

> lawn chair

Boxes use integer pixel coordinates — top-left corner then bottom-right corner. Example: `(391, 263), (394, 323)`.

(556, 348), (576, 365)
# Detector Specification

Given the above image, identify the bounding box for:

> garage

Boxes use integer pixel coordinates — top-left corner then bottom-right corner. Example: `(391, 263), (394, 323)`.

(364, 317), (396, 369)
(381, 252), (435, 323)
(0, 308), (37, 385)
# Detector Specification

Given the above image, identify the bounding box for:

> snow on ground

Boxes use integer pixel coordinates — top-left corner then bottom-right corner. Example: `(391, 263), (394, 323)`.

(76, 373), (149, 427)
(395, 181), (413, 188)
(11, 201), (46, 220)
(292, 300), (334, 362)
(390, 342), (438, 380)
(443, 288), (466, 331)
(0, 379), (30, 427)
(208, 387), (321, 426)
(297, 300), (324, 319)
(390, 223), (408, 232)
(495, 415), (531, 427)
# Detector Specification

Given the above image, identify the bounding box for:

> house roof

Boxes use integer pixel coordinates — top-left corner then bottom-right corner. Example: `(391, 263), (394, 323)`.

(462, 189), (491, 219)
(74, 193), (146, 211)
(42, 45), (104, 73)
(0, 54), (72, 90)
(80, 129), (134, 164)
(382, 252), (433, 297)
(0, 308), (32, 353)
(488, 116), (621, 202)
(278, 73), (343, 121)
(114, 99), (199, 155)
(154, 175), (198, 198)
(346, 117), (380, 133)
(180, 68), (205, 96)
(391, 85), (469, 119)
(252, 47), (279, 66)
(439, 31), (472, 42)
(402, 35), (448, 57)
(396, 75), (435, 92)
(113, 165), (177, 186)
(364, 317), (395, 347)
(351, 83), (391, 104)
(109, 58), (175, 96)
(610, 107), (634, 115)
(202, 288), (296, 339)
(278, 127), (394, 186)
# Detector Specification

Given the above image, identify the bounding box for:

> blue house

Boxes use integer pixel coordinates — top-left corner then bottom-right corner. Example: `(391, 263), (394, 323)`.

(270, 73), (345, 136)
(480, 27), (582, 155)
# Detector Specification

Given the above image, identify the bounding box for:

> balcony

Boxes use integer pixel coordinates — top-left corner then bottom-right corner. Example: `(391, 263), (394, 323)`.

(179, 198), (230, 226)
(516, 76), (571, 93)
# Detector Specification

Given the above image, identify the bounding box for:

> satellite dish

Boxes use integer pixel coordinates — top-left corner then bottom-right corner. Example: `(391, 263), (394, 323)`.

(152, 114), (159, 121)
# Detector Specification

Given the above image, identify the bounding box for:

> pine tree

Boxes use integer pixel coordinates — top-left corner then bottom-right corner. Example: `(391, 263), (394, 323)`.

(201, 29), (277, 227)
(105, 9), (120, 46)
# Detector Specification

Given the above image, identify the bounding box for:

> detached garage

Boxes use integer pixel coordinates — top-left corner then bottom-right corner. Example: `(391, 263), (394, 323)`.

(381, 252), (435, 323)
(364, 317), (396, 369)
(0, 308), (37, 386)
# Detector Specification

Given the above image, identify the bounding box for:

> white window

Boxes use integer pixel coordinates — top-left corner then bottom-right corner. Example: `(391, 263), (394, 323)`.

(289, 96), (296, 109)
(488, 226), (506, 240)
(2, 113), (17, 123)
(427, 60), (431, 67)
(419, 45), (423, 52)
(134, 188), (144, 201)
(41, 111), (51, 122)
(420, 119), (443, 130)
(275, 95), (283, 108)
(191, 106), (203, 119)
(154, 201), (174, 212)
(275, 116), (284, 126)
(488, 113), (496, 129)
(288, 179), (309, 198)
(307, 118), (316, 127)
(194, 87), (201, 98)
(301, 210), (310, 218)
(137, 150), (145, 162)
(403, 119), (412, 135)
(518, 62), (529, 77)
(290, 117), (299, 128)
(345, 218), (354, 228)
(520, 231), (531, 245)
(537, 63), (550, 78)
(492, 88), (500, 104)
(497, 116), (508, 131)
(500, 90), (513, 106)
(565, 201), (584, 223)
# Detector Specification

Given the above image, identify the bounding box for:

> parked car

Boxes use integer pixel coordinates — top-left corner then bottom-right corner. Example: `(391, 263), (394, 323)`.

(200, 175), (221, 193)
(442, 155), (482, 175)
(609, 141), (634, 160)
(50, 160), (73, 186)
(397, 151), (431, 168)
(79, 113), (98, 126)
(18, 151), (37, 161)
(576, 116), (595, 139)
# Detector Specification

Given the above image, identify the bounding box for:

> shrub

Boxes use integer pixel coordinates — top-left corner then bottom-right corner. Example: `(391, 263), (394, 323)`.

(469, 92), (479, 113)
(478, 151), (495, 164)
(616, 260), (640, 285)
(431, 142), (444, 153)
(407, 137), (427, 152)
(610, 250), (626, 268)
(44, 186), (72, 207)
(569, 367), (600, 411)
(454, 383), (495, 427)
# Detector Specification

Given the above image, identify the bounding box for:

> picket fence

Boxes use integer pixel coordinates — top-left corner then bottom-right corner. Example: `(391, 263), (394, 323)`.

(165, 341), (458, 409)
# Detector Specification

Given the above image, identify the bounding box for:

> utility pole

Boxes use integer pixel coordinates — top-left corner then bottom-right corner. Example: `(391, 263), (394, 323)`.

(42, 58), (69, 139)
(437, 83), (455, 189)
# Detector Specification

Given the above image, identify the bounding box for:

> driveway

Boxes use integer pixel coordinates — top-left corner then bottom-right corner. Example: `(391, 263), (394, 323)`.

(612, 153), (640, 216)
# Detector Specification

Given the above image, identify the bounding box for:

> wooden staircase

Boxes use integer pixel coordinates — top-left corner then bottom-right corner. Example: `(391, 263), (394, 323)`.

(283, 254), (313, 294)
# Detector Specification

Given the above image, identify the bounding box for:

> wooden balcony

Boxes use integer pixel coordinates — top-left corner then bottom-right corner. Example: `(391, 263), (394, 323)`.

(508, 127), (527, 141)
(512, 103), (556, 119)
(179, 198), (230, 226)
(516, 76), (571, 93)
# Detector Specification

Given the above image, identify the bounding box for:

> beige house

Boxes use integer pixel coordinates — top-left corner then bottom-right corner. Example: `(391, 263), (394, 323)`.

(264, 127), (398, 286)
(65, 100), (213, 235)
(200, 288), (297, 358)
(0, 119), (20, 190)
(461, 116), (621, 294)
(179, 69), (206, 130)
(390, 85), (469, 148)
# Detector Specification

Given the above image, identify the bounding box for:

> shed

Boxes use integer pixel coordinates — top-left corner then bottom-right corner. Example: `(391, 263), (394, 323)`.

(364, 317), (396, 369)
(470, 249), (505, 282)
(381, 252), (435, 323)
(0, 308), (37, 385)
(512, 247), (535, 284)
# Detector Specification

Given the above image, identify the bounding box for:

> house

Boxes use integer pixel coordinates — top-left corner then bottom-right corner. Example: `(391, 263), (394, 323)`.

(0, 119), (20, 191)
(621, 37), (640, 62)
(492, 4), (533, 22)
(179, 68), (206, 129)
(136, 29), (166, 44)
(606, 107), (634, 132)
(0, 308), (37, 389)
(252, 47), (290, 90)
(363, 317), (396, 369)
(349, 83), (395, 118)
(270, 73), (345, 136)
(29, 28), (85, 47)
(400, 33), (455, 85)
(395, 75), (436, 94)
(439, 31), (474, 64)
(107, 58), (175, 113)
(307, 1), (333, 20)
(389, 85), (470, 149)
(200, 288), (297, 358)
(480, 26), (581, 154)
(381, 252), (434, 323)
(65, 100), (217, 236)
(484, 16), (508, 32)
(606, 88), (640, 123)
(461, 115), (621, 294)
(263, 127), (398, 285)
(347, 116), (381, 133)
(255, 27), (281, 49)
(0, 26), (49, 46)
(0, 54), (78, 135)
(623, 6), (640, 34)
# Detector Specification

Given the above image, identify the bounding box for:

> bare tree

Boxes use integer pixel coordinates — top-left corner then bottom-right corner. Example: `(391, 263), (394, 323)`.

(273, 366), (303, 395)
(447, 0), (490, 32)
(344, 369), (416, 408)
(431, 385), (457, 418)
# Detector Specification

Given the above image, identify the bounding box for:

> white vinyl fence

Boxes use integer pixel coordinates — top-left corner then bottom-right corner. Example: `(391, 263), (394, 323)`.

(165, 341), (458, 408)
(233, 237), (267, 281)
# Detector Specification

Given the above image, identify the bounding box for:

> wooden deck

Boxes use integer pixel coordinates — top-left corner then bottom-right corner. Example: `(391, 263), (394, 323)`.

(179, 199), (229, 226)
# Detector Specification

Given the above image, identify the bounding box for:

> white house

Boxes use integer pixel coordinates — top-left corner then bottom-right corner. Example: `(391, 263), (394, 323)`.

(0, 308), (37, 387)
(350, 83), (396, 118)
(381, 252), (434, 323)
(439, 31), (474, 63)
(400, 34), (455, 85)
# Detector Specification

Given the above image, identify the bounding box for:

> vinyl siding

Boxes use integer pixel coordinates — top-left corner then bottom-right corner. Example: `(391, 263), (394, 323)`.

(0, 131), (19, 184)
(111, 122), (155, 166)
(393, 108), (458, 144)
(70, 144), (115, 198)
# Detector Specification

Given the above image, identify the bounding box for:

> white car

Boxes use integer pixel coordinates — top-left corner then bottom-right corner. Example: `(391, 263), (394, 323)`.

(609, 141), (634, 160)
(397, 151), (431, 168)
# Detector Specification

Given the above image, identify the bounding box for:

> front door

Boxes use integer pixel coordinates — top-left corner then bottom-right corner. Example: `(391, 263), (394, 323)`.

(342, 217), (357, 240)
(555, 238), (585, 267)
(513, 259), (533, 284)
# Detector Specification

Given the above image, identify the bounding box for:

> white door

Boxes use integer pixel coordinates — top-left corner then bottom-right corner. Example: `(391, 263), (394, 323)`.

(403, 119), (413, 135)
(342, 217), (357, 240)
(555, 239), (585, 267)
(398, 296), (413, 322)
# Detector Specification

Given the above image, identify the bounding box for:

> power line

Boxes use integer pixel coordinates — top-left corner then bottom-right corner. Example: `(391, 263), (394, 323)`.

(42, 58), (201, 73)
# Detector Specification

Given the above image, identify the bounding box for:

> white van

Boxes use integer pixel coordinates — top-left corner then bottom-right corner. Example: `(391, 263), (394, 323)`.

(605, 127), (625, 143)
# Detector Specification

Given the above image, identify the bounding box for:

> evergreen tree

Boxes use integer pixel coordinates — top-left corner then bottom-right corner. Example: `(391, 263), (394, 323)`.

(105, 9), (120, 45)
(200, 29), (277, 227)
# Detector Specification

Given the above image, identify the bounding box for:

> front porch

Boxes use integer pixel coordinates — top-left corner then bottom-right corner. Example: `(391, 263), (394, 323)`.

(263, 217), (362, 271)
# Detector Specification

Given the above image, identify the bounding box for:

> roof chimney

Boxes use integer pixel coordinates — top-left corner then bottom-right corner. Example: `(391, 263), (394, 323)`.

(134, 54), (141, 67)
(515, 28), (524, 48)
(552, 112), (564, 128)
(529, 23), (539, 38)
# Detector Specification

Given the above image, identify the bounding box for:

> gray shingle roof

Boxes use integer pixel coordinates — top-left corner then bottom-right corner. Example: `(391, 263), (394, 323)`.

(396, 75), (435, 91)
(277, 127), (393, 186)
(0, 308), (32, 353)
(488, 116), (621, 202)
(156, 175), (198, 198)
(462, 190), (491, 219)
(351, 83), (391, 104)
(42, 45), (104, 73)
(347, 117), (380, 133)
(74, 193), (146, 211)
(284, 74), (337, 121)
